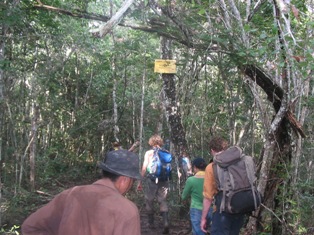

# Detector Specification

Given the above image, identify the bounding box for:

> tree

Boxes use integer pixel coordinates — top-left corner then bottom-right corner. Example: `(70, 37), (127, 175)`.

(1, 0), (313, 233)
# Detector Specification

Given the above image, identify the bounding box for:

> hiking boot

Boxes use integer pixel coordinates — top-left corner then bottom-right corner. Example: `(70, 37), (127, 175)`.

(161, 212), (169, 234)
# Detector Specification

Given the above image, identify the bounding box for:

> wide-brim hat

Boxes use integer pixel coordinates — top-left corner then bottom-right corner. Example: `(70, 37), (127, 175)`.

(98, 150), (142, 180)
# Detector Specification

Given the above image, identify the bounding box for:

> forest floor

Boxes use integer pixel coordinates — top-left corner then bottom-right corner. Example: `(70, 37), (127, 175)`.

(2, 175), (192, 235)
(5, 171), (314, 235)
(136, 190), (192, 235)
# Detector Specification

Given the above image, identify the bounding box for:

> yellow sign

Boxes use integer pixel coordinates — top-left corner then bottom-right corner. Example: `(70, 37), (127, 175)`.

(154, 60), (177, 74)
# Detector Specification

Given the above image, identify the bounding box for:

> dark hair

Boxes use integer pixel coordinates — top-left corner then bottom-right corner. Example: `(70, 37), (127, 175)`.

(112, 142), (121, 148)
(208, 136), (229, 152)
(192, 158), (207, 171)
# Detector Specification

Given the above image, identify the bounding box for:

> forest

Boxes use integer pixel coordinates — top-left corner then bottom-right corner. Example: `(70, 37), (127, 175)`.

(0, 0), (313, 234)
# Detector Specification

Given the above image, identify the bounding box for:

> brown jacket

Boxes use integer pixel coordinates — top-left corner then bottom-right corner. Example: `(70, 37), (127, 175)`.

(22, 178), (141, 235)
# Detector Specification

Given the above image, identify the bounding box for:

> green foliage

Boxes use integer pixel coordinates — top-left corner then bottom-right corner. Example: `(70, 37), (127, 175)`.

(1, 0), (314, 233)
(0, 225), (20, 235)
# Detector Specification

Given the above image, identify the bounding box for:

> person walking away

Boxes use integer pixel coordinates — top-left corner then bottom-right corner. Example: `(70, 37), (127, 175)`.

(137, 134), (170, 234)
(22, 150), (142, 235)
(179, 151), (193, 182)
(201, 136), (245, 235)
(112, 141), (123, 150)
(111, 140), (139, 152)
(182, 157), (213, 235)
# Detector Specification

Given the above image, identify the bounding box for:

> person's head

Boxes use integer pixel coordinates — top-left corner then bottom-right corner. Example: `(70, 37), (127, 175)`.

(148, 134), (164, 147)
(208, 136), (229, 153)
(192, 157), (207, 171)
(112, 141), (122, 150)
(181, 149), (188, 157)
(112, 141), (121, 147)
(98, 150), (141, 195)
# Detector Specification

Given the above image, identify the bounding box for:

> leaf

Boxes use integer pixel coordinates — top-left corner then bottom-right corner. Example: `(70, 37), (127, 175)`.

(198, 8), (205, 15)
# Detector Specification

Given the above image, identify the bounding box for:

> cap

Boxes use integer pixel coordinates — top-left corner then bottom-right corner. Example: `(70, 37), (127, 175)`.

(192, 157), (206, 169)
(98, 150), (142, 180)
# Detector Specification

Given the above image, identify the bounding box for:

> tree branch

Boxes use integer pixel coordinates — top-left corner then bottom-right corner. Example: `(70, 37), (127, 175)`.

(244, 65), (305, 138)
(33, 4), (110, 22)
(94, 0), (134, 37)
(247, 0), (268, 22)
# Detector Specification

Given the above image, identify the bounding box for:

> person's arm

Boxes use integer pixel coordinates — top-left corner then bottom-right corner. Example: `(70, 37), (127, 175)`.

(200, 163), (217, 233)
(137, 150), (150, 190)
(201, 197), (213, 232)
(22, 213), (50, 235)
(22, 191), (67, 235)
(128, 141), (139, 152)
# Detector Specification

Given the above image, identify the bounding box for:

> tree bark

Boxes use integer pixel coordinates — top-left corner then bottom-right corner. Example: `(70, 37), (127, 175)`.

(30, 104), (39, 191)
(244, 65), (305, 138)
(160, 37), (187, 156)
(98, 0), (134, 37)
(1, 0), (21, 225)
(0, 13), (6, 230)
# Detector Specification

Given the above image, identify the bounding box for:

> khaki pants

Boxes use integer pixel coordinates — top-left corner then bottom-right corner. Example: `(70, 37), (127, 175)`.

(144, 176), (169, 213)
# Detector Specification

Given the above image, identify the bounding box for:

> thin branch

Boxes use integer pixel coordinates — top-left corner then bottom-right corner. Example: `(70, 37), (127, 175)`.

(33, 4), (110, 22)
(247, 0), (267, 22)
(97, 0), (134, 37)
(218, 0), (232, 30)
(227, 0), (248, 46)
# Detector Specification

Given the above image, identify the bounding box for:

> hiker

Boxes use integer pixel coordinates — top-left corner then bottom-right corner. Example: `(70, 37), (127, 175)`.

(179, 151), (193, 181)
(201, 136), (245, 235)
(22, 150), (142, 235)
(137, 134), (170, 234)
(111, 140), (139, 152)
(182, 157), (213, 235)
(112, 141), (123, 150)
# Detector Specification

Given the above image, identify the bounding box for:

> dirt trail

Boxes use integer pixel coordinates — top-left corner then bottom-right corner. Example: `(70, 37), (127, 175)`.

(140, 211), (191, 235)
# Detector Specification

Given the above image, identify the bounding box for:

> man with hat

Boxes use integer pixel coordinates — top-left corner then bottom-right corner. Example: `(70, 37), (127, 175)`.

(22, 150), (142, 235)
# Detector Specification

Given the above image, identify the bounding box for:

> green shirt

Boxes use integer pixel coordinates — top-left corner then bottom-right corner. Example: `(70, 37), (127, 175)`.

(181, 171), (205, 210)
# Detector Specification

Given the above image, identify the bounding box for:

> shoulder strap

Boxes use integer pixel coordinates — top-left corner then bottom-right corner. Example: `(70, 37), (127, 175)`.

(213, 162), (228, 213)
(243, 155), (256, 184)
(243, 155), (259, 210)
(153, 147), (159, 160)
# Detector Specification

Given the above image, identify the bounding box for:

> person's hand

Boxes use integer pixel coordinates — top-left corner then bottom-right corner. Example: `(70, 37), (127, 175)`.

(132, 141), (139, 148)
(200, 217), (207, 233)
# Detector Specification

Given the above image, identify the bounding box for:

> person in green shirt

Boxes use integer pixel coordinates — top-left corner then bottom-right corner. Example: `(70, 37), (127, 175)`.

(182, 157), (213, 235)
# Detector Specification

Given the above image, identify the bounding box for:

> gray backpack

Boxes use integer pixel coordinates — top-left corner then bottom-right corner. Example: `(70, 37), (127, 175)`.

(213, 146), (262, 214)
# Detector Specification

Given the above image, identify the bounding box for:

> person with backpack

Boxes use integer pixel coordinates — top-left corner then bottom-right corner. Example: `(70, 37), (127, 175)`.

(137, 134), (171, 234)
(182, 157), (213, 235)
(201, 136), (261, 235)
(179, 151), (193, 182)
(22, 150), (142, 235)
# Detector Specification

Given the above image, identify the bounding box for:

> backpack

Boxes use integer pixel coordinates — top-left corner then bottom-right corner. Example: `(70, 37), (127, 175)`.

(213, 146), (262, 214)
(148, 147), (172, 182)
(180, 157), (192, 177)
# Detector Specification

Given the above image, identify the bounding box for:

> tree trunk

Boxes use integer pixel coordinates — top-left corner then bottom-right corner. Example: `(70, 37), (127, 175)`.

(160, 37), (187, 156)
(0, 13), (6, 230)
(30, 103), (39, 191)
(139, 54), (146, 164)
